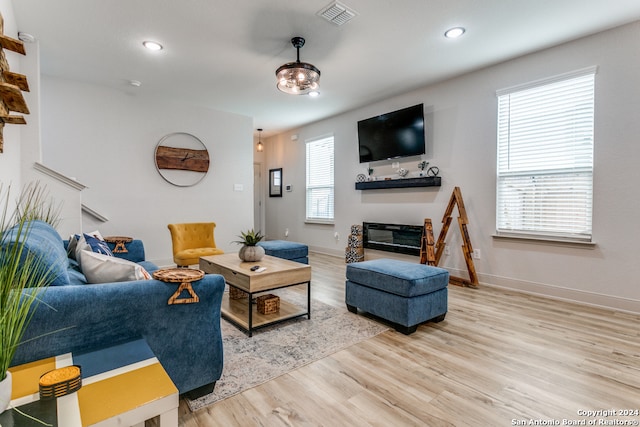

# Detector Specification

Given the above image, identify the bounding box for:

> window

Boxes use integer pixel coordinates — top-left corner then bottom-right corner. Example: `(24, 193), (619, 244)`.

(306, 135), (334, 223)
(496, 67), (596, 242)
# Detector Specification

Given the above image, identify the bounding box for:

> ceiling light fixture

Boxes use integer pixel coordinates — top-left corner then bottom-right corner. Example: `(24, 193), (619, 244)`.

(18, 32), (36, 43)
(143, 40), (163, 51)
(276, 37), (321, 96)
(256, 128), (264, 152)
(444, 27), (466, 39)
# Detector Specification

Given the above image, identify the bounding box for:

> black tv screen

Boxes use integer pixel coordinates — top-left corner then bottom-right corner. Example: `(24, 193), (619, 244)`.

(357, 104), (425, 163)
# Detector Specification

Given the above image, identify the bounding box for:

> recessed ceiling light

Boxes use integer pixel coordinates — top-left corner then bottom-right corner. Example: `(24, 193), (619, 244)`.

(444, 27), (466, 39)
(143, 41), (163, 51)
(309, 91), (320, 98)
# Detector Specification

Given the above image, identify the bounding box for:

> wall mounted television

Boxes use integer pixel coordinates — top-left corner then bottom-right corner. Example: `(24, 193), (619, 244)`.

(357, 103), (425, 163)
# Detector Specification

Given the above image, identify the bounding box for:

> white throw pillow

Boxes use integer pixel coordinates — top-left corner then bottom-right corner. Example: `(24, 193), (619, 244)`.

(74, 235), (91, 268)
(80, 250), (151, 284)
(73, 230), (104, 265)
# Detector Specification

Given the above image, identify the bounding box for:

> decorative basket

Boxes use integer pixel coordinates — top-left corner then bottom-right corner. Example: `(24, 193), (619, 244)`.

(39, 365), (82, 400)
(257, 294), (280, 315)
(229, 286), (247, 300)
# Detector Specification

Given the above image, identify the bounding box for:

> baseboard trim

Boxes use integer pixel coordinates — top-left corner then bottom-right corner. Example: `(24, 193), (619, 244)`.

(307, 245), (344, 258)
(445, 266), (640, 315)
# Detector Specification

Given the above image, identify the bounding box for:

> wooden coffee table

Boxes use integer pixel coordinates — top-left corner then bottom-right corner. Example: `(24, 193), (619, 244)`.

(200, 254), (311, 336)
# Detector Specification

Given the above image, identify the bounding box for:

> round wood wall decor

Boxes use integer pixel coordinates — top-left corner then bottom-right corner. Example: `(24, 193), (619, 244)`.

(154, 132), (210, 187)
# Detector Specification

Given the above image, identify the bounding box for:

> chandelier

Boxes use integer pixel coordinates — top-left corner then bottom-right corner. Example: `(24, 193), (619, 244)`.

(275, 37), (320, 96)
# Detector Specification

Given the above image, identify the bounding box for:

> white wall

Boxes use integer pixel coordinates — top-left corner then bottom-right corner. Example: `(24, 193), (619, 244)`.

(264, 21), (640, 313)
(40, 76), (254, 266)
(0, 2), (82, 235)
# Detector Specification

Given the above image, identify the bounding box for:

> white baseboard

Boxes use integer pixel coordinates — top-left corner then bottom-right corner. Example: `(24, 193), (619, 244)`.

(446, 266), (640, 315)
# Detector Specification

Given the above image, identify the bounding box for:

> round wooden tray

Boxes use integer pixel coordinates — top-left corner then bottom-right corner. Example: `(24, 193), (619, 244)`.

(103, 236), (133, 243)
(103, 236), (133, 253)
(153, 268), (204, 283)
(153, 268), (204, 305)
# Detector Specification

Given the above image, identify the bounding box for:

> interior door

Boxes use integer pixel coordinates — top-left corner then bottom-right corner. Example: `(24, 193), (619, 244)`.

(253, 163), (264, 233)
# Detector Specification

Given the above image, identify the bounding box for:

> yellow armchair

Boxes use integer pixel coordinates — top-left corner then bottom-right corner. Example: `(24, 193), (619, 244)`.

(168, 222), (224, 267)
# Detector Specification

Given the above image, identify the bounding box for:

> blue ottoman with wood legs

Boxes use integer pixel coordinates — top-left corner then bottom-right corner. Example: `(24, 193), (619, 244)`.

(345, 259), (449, 334)
(257, 240), (308, 264)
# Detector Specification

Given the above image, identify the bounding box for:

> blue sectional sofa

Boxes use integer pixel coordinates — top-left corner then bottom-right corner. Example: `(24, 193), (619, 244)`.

(3, 220), (226, 398)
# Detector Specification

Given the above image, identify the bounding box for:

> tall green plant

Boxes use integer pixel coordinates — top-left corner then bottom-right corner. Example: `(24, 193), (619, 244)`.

(14, 181), (62, 228)
(0, 183), (59, 381)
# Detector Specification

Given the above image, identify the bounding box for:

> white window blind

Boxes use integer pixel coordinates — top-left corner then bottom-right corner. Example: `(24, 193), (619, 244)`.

(306, 135), (335, 223)
(496, 68), (595, 241)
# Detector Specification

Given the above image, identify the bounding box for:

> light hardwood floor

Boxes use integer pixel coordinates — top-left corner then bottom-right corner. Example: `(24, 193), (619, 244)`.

(175, 253), (640, 427)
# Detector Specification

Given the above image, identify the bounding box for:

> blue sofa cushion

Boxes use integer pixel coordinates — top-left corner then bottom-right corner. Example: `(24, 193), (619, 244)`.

(346, 259), (448, 297)
(67, 265), (88, 285)
(1, 220), (70, 286)
(258, 240), (308, 262)
(138, 260), (158, 273)
(107, 240), (146, 263)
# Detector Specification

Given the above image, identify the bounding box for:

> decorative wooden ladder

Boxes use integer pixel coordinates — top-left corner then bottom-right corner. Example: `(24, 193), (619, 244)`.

(419, 218), (437, 266)
(419, 186), (479, 287)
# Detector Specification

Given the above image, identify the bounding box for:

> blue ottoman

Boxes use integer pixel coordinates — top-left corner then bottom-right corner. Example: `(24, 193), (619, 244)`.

(257, 240), (308, 264)
(345, 259), (449, 334)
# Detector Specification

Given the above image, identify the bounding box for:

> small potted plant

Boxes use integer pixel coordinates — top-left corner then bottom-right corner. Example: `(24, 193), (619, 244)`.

(234, 229), (265, 262)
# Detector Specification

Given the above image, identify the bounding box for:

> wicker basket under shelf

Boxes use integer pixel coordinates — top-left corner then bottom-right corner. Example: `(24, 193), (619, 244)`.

(257, 294), (280, 315)
(229, 286), (247, 300)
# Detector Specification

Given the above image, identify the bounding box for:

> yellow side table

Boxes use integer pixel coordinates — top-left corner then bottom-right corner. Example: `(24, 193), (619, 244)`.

(3, 339), (178, 427)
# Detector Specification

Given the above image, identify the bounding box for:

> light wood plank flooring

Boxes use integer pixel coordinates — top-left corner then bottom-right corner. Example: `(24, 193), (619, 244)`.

(174, 253), (640, 426)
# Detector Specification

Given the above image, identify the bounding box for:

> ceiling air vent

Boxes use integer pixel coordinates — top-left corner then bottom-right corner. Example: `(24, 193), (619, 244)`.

(318, 1), (357, 26)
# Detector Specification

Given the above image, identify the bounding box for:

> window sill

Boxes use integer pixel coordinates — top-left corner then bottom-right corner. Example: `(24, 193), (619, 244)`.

(305, 219), (335, 225)
(492, 233), (596, 248)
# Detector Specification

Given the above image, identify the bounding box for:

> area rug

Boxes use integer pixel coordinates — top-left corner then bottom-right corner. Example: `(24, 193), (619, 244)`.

(185, 290), (388, 411)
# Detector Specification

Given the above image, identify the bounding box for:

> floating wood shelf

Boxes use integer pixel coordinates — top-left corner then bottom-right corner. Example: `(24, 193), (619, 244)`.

(0, 82), (29, 114)
(0, 34), (25, 55)
(0, 114), (26, 124)
(0, 12), (30, 153)
(2, 71), (29, 91)
(355, 176), (441, 190)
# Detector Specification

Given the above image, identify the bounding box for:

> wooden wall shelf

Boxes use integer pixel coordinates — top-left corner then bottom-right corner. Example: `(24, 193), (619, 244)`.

(0, 82), (29, 113)
(355, 176), (441, 190)
(0, 12), (30, 153)
(0, 34), (25, 55)
(3, 71), (29, 91)
(0, 114), (26, 124)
